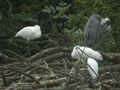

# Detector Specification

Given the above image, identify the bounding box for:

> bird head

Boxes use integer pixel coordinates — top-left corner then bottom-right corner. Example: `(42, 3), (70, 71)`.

(34, 25), (41, 30)
(101, 17), (110, 25)
(71, 45), (82, 60)
(100, 17), (111, 33)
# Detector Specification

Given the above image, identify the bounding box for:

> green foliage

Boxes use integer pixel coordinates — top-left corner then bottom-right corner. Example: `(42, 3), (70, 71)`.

(0, 0), (120, 53)
(15, 12), (38, 23)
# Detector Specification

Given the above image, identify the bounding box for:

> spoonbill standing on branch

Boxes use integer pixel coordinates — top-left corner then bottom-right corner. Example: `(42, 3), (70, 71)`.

(71, 45), (103, 63)
(84, 14), (111, 49)
(15, 25), (42, 56)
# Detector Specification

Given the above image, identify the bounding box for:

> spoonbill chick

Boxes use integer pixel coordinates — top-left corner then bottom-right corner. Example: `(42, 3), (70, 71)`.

(71, 45), (103, 62)
(84, 14), (111, 49)
(87, 58), (99, 79)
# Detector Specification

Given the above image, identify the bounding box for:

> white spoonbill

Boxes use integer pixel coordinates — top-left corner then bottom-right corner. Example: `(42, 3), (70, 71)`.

(87, 58), (99, 79)
(71, 45), (103, 62)
(15, 25), (42, 56)
(15, 25), (41, 41)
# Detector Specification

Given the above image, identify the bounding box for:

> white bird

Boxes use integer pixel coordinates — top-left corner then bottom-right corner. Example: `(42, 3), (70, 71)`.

(15, 25), (42, 57)
(71, 45), (103, 62)
(15, 25), (41, 41)
(87, 58), (99, 79)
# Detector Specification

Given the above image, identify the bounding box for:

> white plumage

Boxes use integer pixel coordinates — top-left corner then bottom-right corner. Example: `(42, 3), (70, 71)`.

(15, 25), (41, 41)
(71, 45), (103, 61)
(87, 58), (98, 79)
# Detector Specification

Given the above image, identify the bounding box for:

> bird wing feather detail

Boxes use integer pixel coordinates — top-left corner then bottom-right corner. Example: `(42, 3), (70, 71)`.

(87, 58), (98, 79)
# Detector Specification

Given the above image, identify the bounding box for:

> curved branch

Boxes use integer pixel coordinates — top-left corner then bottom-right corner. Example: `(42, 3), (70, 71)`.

(7, 67), (40, 85)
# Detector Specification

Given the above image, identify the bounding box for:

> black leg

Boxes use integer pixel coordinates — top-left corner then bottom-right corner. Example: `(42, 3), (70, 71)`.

(26, 40), (31, 57)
